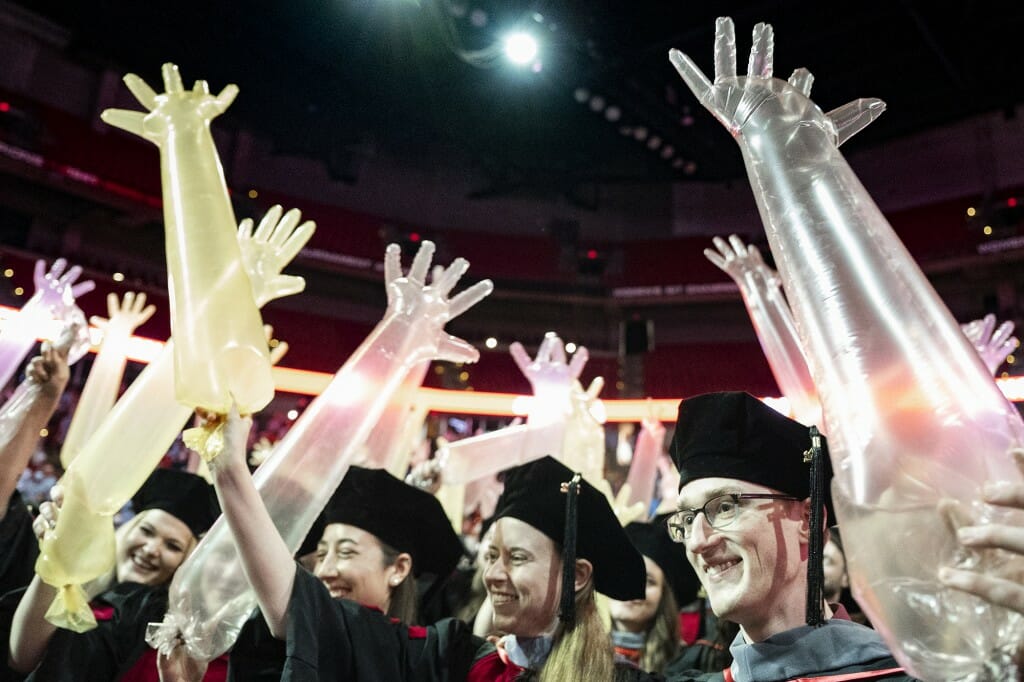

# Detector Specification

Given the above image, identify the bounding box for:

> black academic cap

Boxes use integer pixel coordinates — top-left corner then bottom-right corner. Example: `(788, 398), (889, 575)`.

(131, 468), (219, 538)
(492, 456), (646, 604)
(323, 466), (463, 579)
(669, 391), (833, 519)
(297, 511), (326, 560)
(625, 516), (701, 606)
(670, 392), (833, 626)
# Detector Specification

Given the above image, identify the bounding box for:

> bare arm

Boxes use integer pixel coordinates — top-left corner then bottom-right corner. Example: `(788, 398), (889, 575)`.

(0, 345), (69, 519)
(9, 575), (58, 673)
(207, 408), (295, 638)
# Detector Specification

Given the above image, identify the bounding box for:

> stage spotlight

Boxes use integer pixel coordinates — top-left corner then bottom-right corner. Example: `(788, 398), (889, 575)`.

(503, 31), (539, 65)
(485, 337), (498, 349)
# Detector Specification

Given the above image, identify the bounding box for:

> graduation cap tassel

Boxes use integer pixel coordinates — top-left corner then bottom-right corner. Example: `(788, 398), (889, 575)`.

(804, 426), (826, 626)
(558, 472), (583, 627)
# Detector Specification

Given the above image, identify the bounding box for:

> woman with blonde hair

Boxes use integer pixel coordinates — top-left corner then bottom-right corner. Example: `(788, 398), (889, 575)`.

(205, 408), (655, 680)
(9, 467), (219, 680)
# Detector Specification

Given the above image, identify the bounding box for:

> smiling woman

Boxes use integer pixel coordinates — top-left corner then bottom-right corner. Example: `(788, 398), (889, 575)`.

(8, 468), (219, 680)
(205, 404), (657, 681)
(610, 518), (702, 675)
(226, 465), (466, 681)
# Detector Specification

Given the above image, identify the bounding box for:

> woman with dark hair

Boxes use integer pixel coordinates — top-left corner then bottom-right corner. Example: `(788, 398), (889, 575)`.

(8, 468), (220, 680)
(611, 517), (701, 674)
(205, 408), (655, 680)
(226, 465), (465, 680)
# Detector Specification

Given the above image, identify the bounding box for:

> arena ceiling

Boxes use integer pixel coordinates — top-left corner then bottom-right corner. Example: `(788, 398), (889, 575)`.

(17, 1), (1024, 199)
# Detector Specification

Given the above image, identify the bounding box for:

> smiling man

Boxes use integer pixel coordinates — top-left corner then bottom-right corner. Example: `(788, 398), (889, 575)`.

(665, 392), (916, 682)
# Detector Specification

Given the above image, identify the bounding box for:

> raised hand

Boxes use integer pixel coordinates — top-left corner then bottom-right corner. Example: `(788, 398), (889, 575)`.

(31, 484), (63, 544)
(939, 449), (1024, 614)
(101, 63), (238, 143)
(31, 259), (93, 364)
(382, 241), (493, 365)
(31, 259), (95, 314)
(102, 64), (272, 415)
(706, 234), (822, 427)
(704, 234), (779, 291)
(562, 376), (606, 482)
(26, 343), (70, 400)
(237, 205), (315, 307)
(90, 292), (156, 339)
(157, 643), (210, 682)
(61, 292), (155, 468)
(669, 17), (884, 146)
(510, 332), (589, 408)
(0, 259), (90, 390)
(961, 314), (1019, 376)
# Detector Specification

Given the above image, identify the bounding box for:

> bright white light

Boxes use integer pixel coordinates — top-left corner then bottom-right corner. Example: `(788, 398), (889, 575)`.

(565, 342), (577, 353)
(485, 337), (498, 349)
(113, 272), (125, 282)
(503, 32), (539, 65)
(287, 409), (299, 420)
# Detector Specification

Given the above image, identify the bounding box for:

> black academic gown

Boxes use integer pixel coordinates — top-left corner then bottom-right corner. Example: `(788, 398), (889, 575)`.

(0, 492), (41, 682)
(283, 566), (660, 682)
(283, 566), (483, 681)
(226, 609), (287, 682)
(0, 492), (38, 598)
(24, 582), (168, 681)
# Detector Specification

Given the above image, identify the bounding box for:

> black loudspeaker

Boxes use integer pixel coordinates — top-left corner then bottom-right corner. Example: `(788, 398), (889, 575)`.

(622, 319), (653, 355)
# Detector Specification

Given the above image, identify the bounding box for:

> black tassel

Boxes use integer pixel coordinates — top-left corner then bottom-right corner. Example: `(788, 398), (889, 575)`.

(804, 426), (826, 626)
(559, 473), (582, 627)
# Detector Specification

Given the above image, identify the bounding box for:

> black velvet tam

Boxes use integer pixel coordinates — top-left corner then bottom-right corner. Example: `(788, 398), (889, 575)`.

(492, 455), (646, 601)
(323, 466), (463, 578)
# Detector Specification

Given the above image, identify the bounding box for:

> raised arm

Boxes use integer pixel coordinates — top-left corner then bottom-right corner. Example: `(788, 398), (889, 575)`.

(59, 292), (155, 468)
(0, 259), (91, 390)
(0, 344), (69, 516)
(205, 408), (294, 634)
(152, 241), (492, 659)
(705, 235), (821, 426)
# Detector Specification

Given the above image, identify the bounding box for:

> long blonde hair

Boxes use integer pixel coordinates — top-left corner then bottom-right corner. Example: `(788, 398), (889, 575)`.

(537, 579), (614, 682)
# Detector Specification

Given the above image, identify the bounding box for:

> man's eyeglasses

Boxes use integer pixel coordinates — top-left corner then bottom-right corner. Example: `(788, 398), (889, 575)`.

(666, 493), (801, 543)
